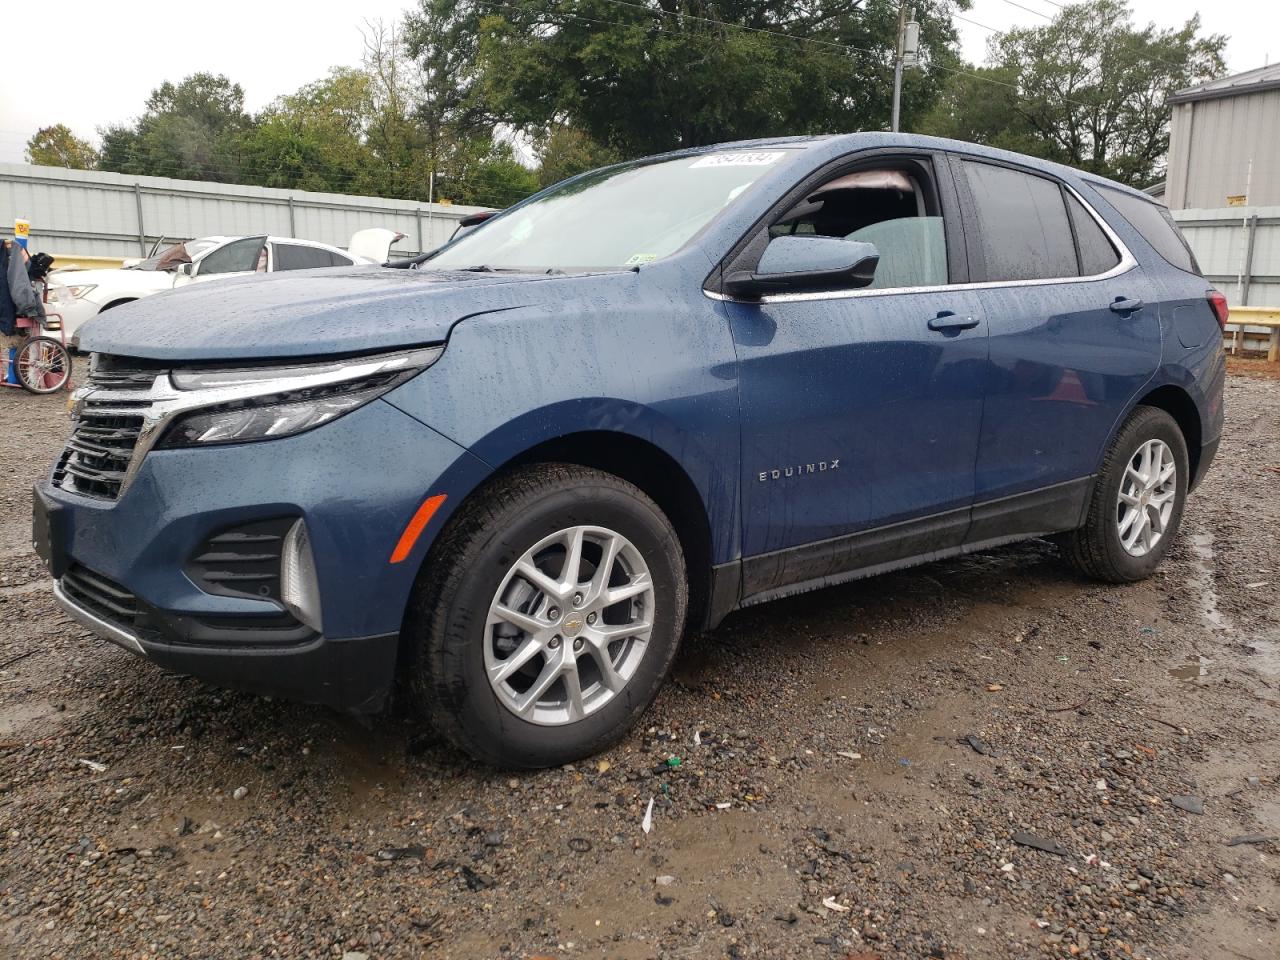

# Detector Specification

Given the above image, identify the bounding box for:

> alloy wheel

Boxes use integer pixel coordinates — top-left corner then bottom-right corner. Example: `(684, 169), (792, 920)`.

(484, 525), (655, 725)
(1116, 438), (1177, 557)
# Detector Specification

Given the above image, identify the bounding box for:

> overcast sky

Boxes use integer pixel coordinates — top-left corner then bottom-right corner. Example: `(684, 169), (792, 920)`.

(1, 0), (1276, 165)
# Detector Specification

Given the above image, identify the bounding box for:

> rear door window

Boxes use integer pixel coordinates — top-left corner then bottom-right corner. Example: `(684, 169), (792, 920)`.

(274, 243), (338, 271)
(960, 161), (1078, 282)
(1096, 186), (1199, 274)
(1066, 194), (1121, 276)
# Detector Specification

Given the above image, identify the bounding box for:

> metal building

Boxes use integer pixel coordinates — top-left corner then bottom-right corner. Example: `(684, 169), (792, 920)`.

(1162, 65), (1280, 354)
(1165, 63), (1280, 211)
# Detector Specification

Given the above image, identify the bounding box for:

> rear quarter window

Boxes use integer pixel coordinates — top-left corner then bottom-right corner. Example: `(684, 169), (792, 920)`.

(1096, 186), (1199, 274)
(1065, 194), (1121, 276)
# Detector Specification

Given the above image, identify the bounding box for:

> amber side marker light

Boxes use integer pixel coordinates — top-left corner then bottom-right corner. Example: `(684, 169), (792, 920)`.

(389, 494), (448, 563)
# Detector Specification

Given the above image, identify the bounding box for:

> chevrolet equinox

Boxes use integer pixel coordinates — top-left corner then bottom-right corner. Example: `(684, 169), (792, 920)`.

(35, 134), (1226, 767)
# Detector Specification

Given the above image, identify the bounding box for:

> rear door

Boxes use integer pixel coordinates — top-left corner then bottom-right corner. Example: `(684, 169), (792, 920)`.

(953, 157), (1161, 540)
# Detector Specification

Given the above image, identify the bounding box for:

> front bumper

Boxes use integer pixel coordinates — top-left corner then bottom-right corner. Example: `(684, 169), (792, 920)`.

(39, 397), (489, 712)
(52, 297), (100, 347)
(52, 578), (400, 711)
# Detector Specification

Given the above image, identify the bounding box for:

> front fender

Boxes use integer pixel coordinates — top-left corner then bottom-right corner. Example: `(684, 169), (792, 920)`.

(381, 273), (741, 564)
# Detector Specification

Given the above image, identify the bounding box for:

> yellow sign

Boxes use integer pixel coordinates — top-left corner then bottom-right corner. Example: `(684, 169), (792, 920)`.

(13, 218), (29, 248)
(1227, 194), (1247, 206)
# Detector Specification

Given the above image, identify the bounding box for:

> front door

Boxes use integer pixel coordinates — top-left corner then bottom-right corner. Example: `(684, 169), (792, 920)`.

(725, 153), (989, 598)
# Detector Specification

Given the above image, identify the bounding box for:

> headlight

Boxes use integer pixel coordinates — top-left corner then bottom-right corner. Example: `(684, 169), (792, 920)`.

(155, 346), (442, 449)
(64, 284), (97, 299)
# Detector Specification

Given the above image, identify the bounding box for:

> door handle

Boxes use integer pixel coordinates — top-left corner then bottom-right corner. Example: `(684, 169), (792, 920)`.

(1109, 297), (1144, 314)
(928, 311), (980, 332)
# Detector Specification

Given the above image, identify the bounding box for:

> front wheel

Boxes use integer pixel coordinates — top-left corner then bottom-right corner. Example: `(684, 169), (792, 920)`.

(1060, 406), (1189, 582)
(406, 464), (688, 768)
(17, 337), (72, 394)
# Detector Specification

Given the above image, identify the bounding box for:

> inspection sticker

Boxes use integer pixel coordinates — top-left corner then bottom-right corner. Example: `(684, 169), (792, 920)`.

(690, 151), (785, 168)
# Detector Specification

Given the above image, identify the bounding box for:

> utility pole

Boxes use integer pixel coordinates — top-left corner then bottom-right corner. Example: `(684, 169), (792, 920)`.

(891, 6), (920, 133)
(427, 168), (435, 251)
(891, 4), (906, 133)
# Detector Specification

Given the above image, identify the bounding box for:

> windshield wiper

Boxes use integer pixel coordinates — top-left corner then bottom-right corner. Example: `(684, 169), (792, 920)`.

(456, 265), (570, 275)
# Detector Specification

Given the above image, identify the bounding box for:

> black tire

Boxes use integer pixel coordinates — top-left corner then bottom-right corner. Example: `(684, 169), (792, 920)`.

(405, 464), (688, 768)
(1060, 406), (1189, 582)
(17, 336), (72, 394)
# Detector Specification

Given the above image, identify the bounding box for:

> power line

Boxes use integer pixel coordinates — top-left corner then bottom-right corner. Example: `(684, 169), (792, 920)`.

(952, 12), (1005, 34)
(593, 0), (874, 55)
(994, 0), (1054, 20)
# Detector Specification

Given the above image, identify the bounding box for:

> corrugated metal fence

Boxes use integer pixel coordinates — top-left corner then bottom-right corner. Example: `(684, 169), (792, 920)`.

(0, 163), (486, 261)
(1173, 206), (1280, 306)
(1173, 206), (1280, 354)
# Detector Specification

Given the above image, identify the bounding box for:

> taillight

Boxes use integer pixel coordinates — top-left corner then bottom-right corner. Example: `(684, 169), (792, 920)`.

(1207, 289), (1229, 329)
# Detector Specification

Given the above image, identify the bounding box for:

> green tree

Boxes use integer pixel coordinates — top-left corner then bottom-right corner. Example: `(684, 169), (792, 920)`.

(236, 68), (376, 193)
(24, 124), (99, 169)
(534, 125), (620, 188)
(405, 1), (964, 160)
(99, 73), (255, 182)
(922, 0), (1226, 186)
(468, 140), (541, 205)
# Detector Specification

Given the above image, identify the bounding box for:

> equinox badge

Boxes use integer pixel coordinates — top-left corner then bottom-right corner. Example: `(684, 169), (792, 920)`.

(758, 459), (841, 482)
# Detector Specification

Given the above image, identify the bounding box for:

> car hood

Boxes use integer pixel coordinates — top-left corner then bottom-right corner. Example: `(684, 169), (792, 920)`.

(77, 266), (566, 361)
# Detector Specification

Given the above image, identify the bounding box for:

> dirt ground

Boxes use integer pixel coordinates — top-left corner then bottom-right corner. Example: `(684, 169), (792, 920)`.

(1, 375), (1277, 960)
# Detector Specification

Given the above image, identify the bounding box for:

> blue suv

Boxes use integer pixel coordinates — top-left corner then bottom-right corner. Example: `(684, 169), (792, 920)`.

(35, 134), (1226, 767)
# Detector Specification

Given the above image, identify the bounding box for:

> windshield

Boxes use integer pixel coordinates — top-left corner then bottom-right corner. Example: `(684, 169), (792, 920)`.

(426, 150), (793, 272)
(128, 238), (220, 271)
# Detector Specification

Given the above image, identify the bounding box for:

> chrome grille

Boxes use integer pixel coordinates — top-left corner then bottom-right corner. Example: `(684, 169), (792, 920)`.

(54, 361), (162, 500)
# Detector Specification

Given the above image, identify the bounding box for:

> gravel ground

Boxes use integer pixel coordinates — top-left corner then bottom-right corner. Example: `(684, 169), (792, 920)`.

(2, 375), (1278, 960)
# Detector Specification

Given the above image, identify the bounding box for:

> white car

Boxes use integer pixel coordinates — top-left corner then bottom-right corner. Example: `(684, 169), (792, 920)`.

(51, 229), (402, 348)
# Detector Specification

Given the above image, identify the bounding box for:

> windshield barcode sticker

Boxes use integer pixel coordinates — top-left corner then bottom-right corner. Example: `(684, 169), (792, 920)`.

(690, 151), (785, 168)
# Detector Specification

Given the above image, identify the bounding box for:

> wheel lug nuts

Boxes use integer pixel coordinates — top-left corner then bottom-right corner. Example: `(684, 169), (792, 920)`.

(548, 636), (561, 649)
(547, 607), (560, 620)
(572, 593), (583, 607)
(573, 638), (584, 652)
(586, 612), (597, 625)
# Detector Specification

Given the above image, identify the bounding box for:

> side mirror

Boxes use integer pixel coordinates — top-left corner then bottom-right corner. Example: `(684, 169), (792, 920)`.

(724, 235), (879, 298)
(175, 262), (195, 278)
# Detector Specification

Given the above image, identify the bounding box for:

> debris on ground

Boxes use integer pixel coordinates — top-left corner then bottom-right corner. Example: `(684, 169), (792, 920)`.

(1225, 834), (1276, 847)
(961, 734), (995, 756)
(1172, 795), (1206, 815)
(1011, 831), (1069, 857)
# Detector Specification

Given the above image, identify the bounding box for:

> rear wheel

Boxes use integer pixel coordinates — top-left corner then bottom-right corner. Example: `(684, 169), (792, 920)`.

(406, 464), (687, 768)
(17, 337), (72, 394)
(1060, 406), (1189, 582)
